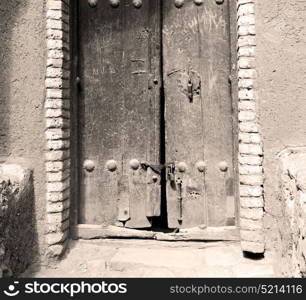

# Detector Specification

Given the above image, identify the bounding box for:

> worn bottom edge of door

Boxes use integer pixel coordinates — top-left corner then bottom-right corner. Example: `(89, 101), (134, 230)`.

(73, 224), (240, 241)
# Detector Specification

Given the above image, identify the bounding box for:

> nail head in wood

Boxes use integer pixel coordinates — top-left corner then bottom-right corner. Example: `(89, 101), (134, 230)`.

(106, 160), (117, 172)
(84, 160), (95, 172)
(88, 0), (98, 8)
(196, 161), (206, 172)
(177, 162), (187, 172)
(129, 159), (140, 170)
(194, 0), (203, 6)
(174, 0), (184, 8)
(109, 0), (120, 8)
(219, 161), (228, 172)
(133, 0), (142, 8)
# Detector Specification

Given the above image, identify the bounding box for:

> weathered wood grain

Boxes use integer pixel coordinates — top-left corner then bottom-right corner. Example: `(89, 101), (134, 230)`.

(163, 0), (234, 228)
(74, 224), (156, 240)
(74, 225), (239, 241)
(78, 0), (235, 231)
(155, 226), (239, 241)
(78, 0), (161, 227)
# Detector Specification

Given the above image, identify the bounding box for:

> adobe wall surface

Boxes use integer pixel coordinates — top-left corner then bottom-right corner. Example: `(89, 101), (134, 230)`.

(255, 0), (306, 251)
(0, 164), (37, 277)
(0, 1), (47, 260)
(277, 149), (306, 277)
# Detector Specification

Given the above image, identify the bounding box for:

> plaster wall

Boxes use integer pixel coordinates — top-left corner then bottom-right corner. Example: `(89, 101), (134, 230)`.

(0, 0), (47, 259)
(255, 0), (306, 250)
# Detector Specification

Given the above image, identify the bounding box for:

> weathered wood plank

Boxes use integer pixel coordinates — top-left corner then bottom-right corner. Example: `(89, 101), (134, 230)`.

(79, 0), (123, 225)
(163, 1), (207, 229)
(79, 0), (161, 228)
(74, 225), (156, 240)
(74, 225), (239, 241)
(197, 0), (235, 227)
(155, 227), (240, 241)
(163, 0), (235, 228)
(122, 0), (161, 228)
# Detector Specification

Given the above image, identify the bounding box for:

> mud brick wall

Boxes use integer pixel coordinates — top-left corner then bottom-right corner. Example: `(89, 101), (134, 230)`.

(0, 164), (37, 277)
(255, 0), (306, 253)
(277, 149), (306, 277)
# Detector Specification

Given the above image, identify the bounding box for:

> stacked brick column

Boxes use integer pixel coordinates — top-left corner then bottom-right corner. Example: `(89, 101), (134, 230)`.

(45, 0), (71, 258)
(237, 0), (265, 253)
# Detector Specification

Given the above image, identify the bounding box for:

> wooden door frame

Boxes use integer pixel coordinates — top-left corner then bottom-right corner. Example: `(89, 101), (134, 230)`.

(44, 0), (265, 255)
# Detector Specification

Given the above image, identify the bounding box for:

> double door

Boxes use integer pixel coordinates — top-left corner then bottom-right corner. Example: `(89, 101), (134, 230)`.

(77, 0), (236, 231)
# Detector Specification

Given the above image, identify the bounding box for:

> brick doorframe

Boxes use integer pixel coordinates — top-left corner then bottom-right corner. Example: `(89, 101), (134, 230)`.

(44, 0), (264, 258)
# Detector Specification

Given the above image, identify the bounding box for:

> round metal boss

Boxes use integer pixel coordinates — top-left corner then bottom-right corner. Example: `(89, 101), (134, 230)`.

(83, 160), (95, 172)
(88, 0), (98, 8)
(106, 160), (117, 172)
(218, 161), (228, 172)
(133, 0), (142, 8)
(177, 162), (187, 172)
(174, 0), (184, 8)
(129, 159), (140, 170)
(194, 0), (203, 5)
(109, 0), (120, 8)
(196, 161), (206, 172)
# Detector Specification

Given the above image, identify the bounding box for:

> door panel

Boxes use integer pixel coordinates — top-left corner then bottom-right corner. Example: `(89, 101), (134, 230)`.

(78, 0), (236, 230)
(163, 0), (234, 228)
(78, 0), (161, 227)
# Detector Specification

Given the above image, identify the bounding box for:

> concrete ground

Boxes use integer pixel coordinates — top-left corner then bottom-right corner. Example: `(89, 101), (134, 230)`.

(24, 239), (277, 278)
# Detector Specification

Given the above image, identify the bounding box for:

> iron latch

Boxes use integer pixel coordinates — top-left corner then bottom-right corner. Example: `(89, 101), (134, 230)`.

(167, 163), (184, 223)
(142, 162), (184, 222)
(176, 177), (183, 222)
(141, 162), (174, 175)
(167, 163), (175, 182)
(187, 78), (193, 102)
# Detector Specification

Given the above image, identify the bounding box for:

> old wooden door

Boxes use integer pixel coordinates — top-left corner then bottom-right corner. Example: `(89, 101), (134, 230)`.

(77, 0), (235, 231)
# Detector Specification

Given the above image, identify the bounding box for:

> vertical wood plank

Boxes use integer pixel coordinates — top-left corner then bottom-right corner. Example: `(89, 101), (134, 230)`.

(163, 0), (234, 228)
(78, 0), (161, 227)
(199, 0), (234, 227)
(79, 0), (123, 225)
(163, 0), (207, 229)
